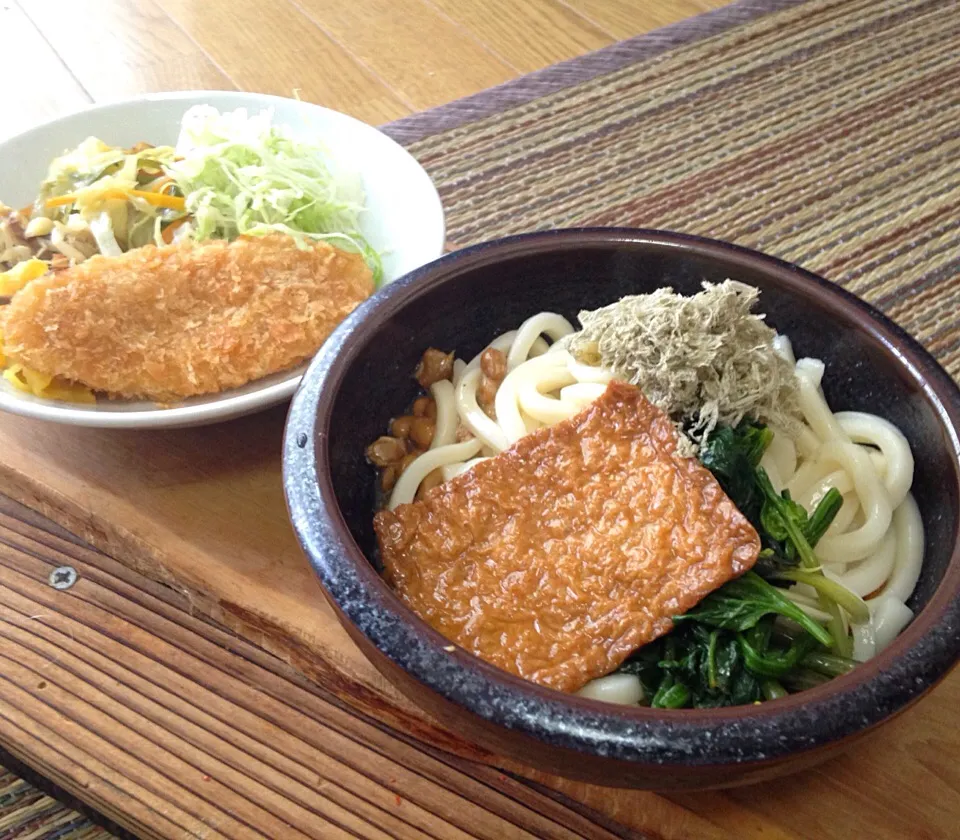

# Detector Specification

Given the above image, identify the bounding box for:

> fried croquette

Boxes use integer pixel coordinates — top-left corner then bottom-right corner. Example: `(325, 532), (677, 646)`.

(0, 234), (374, 402)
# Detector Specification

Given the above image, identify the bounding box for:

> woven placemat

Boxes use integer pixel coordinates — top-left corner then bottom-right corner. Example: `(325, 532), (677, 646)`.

(0, 767), (114, 840)
(389, 0), (960, 379)
(5, 0), (957, 836)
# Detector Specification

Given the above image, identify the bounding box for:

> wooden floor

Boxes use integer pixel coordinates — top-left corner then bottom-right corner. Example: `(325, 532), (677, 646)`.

(4, 0), (726, 135)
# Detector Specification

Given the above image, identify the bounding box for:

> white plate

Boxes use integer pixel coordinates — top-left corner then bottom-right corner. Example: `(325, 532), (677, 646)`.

(0, 90), (444, 428)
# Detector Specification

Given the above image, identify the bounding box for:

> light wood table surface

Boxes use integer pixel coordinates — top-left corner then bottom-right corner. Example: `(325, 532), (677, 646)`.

(4, 0), (724, 135)
(2, 2), (957, 840)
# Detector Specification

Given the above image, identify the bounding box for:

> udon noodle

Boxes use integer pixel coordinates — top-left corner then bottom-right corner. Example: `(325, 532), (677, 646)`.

(387, 311), (922, 684)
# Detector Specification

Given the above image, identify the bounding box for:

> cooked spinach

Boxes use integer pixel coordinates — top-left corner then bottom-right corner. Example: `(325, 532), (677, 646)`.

(698, 422), (771, 527)
(675, 571), (834, 647)
(613, 421), (860, 708)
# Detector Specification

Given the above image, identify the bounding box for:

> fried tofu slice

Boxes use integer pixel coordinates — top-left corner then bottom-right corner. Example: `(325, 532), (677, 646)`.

(375, 382), (760, 693)
(0, 234), (373, 402)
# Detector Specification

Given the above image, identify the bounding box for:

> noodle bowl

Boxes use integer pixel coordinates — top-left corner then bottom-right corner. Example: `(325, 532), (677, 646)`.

(385, 311), (922, 688)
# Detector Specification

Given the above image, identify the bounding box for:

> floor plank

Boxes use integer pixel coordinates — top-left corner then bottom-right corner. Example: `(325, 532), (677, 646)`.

(17, 0), (233, 102)
(0, 2), (91, 139)
(427, 0), (613, 73)
(151, 0), (409, 124)
(291, 0), (517, 109)
(568, 0), (723, 40)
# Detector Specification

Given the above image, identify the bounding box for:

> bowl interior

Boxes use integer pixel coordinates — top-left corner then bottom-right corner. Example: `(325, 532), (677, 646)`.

(326, 235), (959, 617)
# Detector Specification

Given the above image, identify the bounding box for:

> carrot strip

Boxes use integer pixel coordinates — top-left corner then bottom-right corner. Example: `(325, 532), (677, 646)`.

(130, 189), (185, 211)
(44, 194), (79, 208)
(161, 216), (189, 244)
(46, 189), (185, 212)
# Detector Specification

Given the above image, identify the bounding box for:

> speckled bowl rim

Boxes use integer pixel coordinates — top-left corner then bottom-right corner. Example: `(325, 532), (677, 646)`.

(283, 228), (960, 766)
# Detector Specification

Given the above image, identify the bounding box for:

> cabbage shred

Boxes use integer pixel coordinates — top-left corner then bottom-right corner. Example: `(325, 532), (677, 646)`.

(168, 106), (382, 284)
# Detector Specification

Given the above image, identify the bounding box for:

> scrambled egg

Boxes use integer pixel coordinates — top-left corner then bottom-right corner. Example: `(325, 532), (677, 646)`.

(0, 261), (96, 404)
(0, 258), (48, 295)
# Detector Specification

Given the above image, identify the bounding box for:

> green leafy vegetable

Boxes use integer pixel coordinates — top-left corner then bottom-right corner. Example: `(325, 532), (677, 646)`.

(738, 627), (818, 677)
(167, 105), (382, 283)
(697, 422), (772, 526)
(772, 568), (869, 624)
(804, 488), (844, 546)
(801, 650), (858, 678)
(610, 421), (864, 708)
(675, 571), (834, 647)
(760, 679), (788, 701)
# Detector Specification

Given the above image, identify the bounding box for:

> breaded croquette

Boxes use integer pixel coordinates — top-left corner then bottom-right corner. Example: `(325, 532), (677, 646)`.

(0, 234), (373, 402)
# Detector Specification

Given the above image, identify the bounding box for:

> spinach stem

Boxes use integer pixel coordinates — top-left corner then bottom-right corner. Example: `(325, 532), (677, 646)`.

(802, 651), (858, 678)
(761, 679), (788, 701)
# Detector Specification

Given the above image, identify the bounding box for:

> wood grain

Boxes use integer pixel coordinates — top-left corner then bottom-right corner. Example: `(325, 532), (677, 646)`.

(151, 0), (409, 124)
(427, 0), (613, 73)
(0, 409), (432, 736)
(17, 0), (233, 99)
(290, 0), (517, 109)
(0, 2), (91, 140)
(9, 1), (955, 838)
(568, 0), (722, 40)
(0, 497), (701, 840)
(0, 495), (957, 840)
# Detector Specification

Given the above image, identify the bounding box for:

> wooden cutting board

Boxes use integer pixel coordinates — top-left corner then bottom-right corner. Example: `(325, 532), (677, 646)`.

(1, 403), (959, 840)
(0, 407), (471, 747)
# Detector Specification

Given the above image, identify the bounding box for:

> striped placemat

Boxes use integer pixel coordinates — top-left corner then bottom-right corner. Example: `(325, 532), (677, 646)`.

(5, 0), (957, 835)
(389, 0), (960, 379)
(0, 767), (115, 839)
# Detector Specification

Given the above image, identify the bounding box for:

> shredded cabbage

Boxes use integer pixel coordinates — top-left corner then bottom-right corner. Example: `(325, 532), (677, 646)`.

(167, 105), (381, 283)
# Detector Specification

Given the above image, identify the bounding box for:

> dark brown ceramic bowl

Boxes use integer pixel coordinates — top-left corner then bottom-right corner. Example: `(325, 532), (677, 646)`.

(283, 229), (960, 790)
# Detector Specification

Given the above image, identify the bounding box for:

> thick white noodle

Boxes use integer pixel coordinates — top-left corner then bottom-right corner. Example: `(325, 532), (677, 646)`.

(764, 353), (919, 659)
(761, 430), (797, 482)
(786, 459), (838, 499)
(838, 526), (897, 597)
(813, 440), (893, 564)
(385, 314), (923, 678)
(495, 351), (571, 444)
(796, 469), (853, 511)
(403, 317), (598, 500)
(826, 493), (861, 537)
(773, 333), (796, 365)
(388, 438), (483, 509)
(835, 412), (914, 509)
(883, 492), (924, 602)
(517, 367), (579, 425)
(795, 358), (847, 441)
(870, 594), (914, 651)
(506, 313), (575, 371)
(456, 368), (510, 452)
(796, 426), (821, 459)
(440, 457), (489, 482)
(852, 620), (876, 661)
(576, 673), (643, 705)
(567, 359), (615, 384)
(529, 336), (551, 357)
(429, 380), (458, 449)
(764, 461), (785, 492)
(560, 382), (609, 407)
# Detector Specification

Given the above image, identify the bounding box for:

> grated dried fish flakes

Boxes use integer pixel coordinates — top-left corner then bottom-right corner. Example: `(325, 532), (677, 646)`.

(567, 280), (801, 443)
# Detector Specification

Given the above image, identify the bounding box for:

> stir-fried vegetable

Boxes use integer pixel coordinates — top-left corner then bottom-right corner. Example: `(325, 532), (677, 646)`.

(613, 421), (863, 707)
(2, 105), (381, 285)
